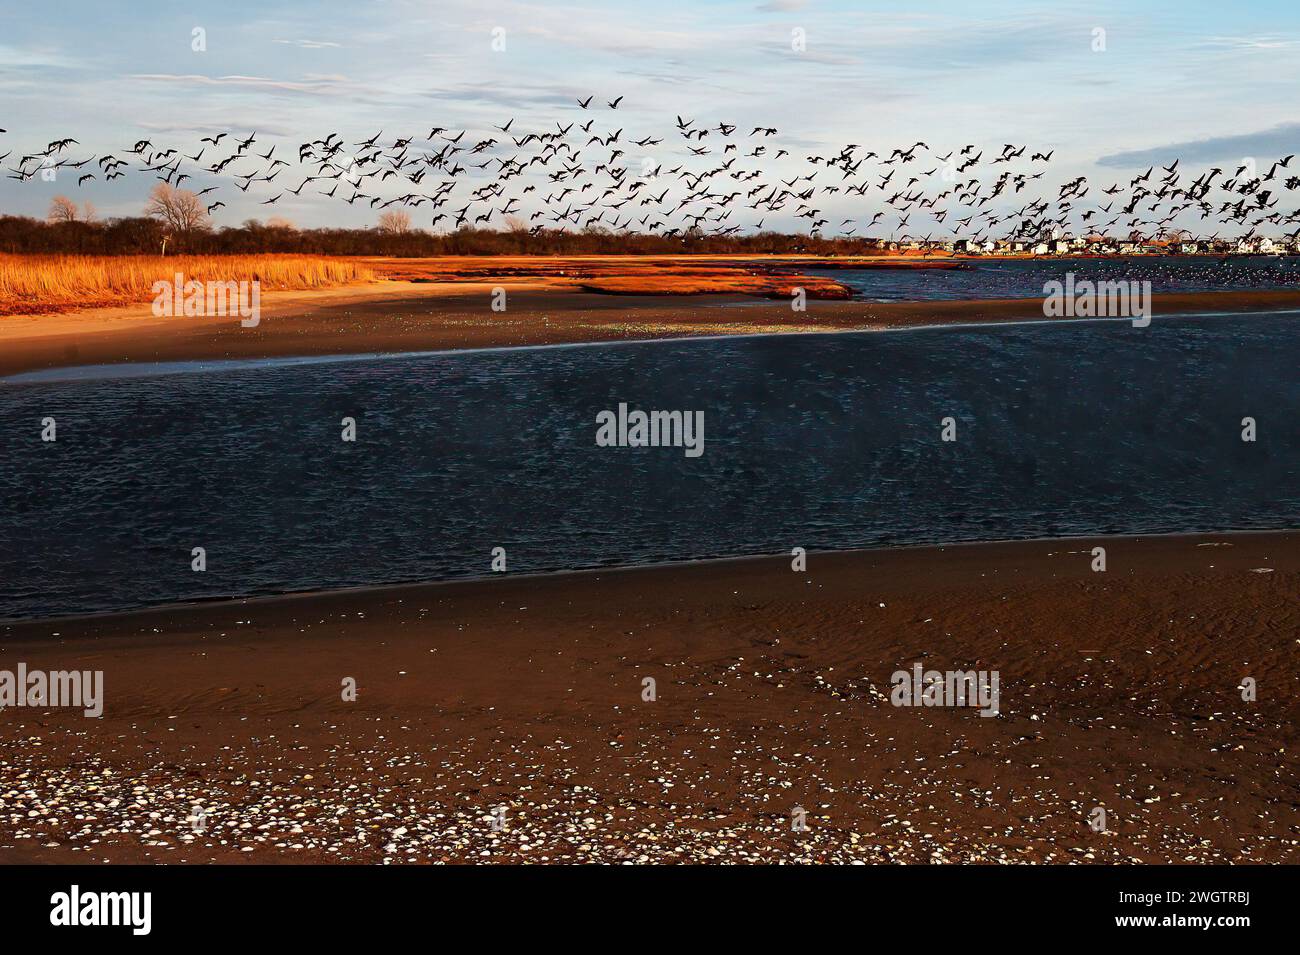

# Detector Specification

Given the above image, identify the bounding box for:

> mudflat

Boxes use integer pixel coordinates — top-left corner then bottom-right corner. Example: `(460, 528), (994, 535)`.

(1, 532), (1295, 863)
(4, 278), (1300, 379)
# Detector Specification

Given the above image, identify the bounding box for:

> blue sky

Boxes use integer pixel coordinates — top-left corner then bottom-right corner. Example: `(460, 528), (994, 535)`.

(2, 0), (1299, 233)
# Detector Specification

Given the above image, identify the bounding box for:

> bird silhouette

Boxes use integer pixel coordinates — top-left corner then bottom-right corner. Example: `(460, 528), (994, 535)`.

(3, 97), (1297, 249)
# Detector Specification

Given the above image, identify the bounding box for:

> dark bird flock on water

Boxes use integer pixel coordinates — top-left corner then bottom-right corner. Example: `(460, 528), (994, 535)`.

(3, 99), (1298, 245)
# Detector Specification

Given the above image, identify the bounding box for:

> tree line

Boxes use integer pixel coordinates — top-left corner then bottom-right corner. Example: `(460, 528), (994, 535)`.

(0, 187), (892, 257)
(0, 214), (901, 257)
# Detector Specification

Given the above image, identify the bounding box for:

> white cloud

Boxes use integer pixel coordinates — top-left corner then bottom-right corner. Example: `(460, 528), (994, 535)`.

(127, 73), (369, 96)
(1201, 35), (1300, 51)
(273, 38), (344, 49)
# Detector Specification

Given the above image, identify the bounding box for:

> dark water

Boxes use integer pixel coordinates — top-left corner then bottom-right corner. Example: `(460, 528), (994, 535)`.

(1, 315), (1297, 620)
(826, 255), (1300, 301)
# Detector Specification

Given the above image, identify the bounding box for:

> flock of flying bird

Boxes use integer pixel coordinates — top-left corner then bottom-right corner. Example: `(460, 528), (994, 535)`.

(3, 101), (1299, 245)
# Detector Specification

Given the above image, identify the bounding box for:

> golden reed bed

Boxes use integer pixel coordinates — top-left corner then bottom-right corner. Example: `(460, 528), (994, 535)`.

(0, 254), (377, 315)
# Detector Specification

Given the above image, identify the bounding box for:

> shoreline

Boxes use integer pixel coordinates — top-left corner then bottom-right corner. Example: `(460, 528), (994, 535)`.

(3, 284), (1300, 379)
(1, 530), (1296, 864)
(2, 526), (1294, 626)
(10, 304), (1300, 384)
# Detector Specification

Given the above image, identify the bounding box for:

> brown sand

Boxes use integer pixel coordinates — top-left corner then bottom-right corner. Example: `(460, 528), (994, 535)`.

(1, 532), (1296, 864)
(4, 283), (1300, 379)
(361, 253), (970, 298)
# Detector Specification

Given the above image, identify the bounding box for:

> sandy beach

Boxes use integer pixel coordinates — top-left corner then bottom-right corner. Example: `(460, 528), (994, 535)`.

(1, 532), (1295, 864)
(2, 257), (1297, 868)
(4, 276), (1300, 379)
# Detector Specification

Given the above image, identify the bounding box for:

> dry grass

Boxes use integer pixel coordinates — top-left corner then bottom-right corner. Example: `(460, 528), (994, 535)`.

(0, 254), (378, 315)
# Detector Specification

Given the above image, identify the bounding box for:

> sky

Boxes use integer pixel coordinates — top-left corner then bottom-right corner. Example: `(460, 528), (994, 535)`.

(2, 0), (1299, 234)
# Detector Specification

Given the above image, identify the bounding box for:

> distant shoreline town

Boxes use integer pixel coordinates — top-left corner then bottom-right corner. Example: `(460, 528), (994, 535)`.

(882, 234), (1299, 257)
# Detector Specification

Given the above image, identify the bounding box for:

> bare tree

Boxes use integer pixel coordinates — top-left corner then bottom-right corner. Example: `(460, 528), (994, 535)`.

(47, 195), (79, 223)
(376, 210), (412, 234)
(144, 183), (210, 232)
(81, 201), (98, 223)
(266, 216), (297, 230)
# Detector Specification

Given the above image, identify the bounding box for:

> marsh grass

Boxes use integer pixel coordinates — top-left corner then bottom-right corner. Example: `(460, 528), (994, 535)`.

(0, 254), (377, 314)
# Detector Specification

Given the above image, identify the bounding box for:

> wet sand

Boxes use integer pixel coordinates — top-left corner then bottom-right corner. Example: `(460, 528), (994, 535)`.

(3, 284), (1300, 379)
(1, 532), (1296, 864)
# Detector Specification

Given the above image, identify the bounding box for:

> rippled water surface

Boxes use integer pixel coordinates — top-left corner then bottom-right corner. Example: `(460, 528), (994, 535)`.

(825, 255), (1300, 301)
(1, 314), (1297, 618)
